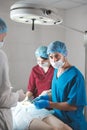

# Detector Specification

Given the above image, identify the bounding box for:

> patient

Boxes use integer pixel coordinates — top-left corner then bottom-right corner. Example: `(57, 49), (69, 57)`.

(11, 100), (72, 130)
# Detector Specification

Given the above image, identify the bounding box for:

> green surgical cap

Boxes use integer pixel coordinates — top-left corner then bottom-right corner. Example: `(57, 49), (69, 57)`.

(0, 18), (7, 34)
(47, 41), (68, 57)
(35, 46), (48, 59)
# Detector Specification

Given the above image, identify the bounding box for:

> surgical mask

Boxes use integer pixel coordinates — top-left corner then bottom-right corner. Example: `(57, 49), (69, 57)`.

(0, 41), (4, 48)
(38, 62), (49, 68)
(50, 59), (65, 69)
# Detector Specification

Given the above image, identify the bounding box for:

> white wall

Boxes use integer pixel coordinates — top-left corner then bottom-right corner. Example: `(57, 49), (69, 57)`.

(65, 5), (87, 75)
(0, 10), (65, 92)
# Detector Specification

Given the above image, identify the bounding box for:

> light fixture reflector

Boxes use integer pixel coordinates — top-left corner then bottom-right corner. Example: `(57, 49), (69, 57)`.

(10, 1), (63, 25)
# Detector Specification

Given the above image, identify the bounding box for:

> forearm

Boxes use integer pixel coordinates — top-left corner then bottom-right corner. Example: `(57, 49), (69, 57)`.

(49, 101), (77, 111)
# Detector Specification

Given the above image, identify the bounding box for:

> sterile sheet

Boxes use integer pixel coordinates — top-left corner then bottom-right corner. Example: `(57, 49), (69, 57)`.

(11, 101), (53, 130)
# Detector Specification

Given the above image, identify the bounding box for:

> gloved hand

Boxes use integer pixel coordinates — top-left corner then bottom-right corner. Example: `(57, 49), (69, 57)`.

(32, 94), (49, 103)
(39, 94), (49, 100)
(40, 89), (51, 96)
(33, 99), (50, 109)
(17, 89), (26, 102)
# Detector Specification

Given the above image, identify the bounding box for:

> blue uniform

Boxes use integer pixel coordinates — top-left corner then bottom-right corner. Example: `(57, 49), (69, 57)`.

(52, 66), (87, 130)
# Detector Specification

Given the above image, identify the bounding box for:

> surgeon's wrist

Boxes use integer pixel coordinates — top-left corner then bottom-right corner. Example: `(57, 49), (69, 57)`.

(49, 101), (55, 108)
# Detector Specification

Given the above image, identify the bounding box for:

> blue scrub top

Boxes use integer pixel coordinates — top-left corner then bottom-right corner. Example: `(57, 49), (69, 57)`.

(52, 66), (87, 130)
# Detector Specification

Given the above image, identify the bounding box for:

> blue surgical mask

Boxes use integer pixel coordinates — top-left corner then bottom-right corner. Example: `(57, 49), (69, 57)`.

(0, 41), (4, 48)
(50, 59), (65, 69)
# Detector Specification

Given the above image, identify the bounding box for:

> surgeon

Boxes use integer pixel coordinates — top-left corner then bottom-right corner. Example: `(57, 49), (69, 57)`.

(26, 45), (54, 99)
(34, 41), (87, 130)
(0, 18), (25, 130)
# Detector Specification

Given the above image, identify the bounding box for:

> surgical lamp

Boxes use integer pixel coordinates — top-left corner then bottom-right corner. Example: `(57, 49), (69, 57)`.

(10, 1), (63, 30)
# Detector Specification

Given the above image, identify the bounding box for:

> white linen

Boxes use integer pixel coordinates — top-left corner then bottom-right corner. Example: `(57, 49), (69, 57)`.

(12, 101), (53, 130)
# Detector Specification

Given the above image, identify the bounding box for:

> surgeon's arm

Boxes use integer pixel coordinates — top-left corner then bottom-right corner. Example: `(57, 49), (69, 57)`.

(0, 51), (25, 108)
(49, 101), (77, 111)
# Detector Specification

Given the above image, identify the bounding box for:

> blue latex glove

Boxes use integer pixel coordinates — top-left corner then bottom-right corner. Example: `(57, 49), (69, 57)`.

(39, 94), (49, 100)
(32, 94), (49, 103)
(34, 99), (50, 109)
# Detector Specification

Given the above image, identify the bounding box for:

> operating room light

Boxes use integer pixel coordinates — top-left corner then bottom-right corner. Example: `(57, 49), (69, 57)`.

(10, 1), (63, 30)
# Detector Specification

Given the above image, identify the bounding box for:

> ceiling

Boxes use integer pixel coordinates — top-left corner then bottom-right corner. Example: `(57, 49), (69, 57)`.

(0, 0), (87, 13)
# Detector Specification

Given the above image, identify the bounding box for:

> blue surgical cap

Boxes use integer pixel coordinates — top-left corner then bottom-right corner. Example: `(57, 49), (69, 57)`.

(35, 46), (48, 59)
(0, 18), (7, 34)
(47, 41), (68, 57)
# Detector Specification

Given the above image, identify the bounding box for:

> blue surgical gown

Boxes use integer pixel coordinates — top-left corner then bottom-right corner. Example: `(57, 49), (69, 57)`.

(52, 66), (87, 130)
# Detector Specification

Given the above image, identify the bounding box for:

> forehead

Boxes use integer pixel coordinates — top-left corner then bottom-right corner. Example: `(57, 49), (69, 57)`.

(49, 52), (62, 57)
